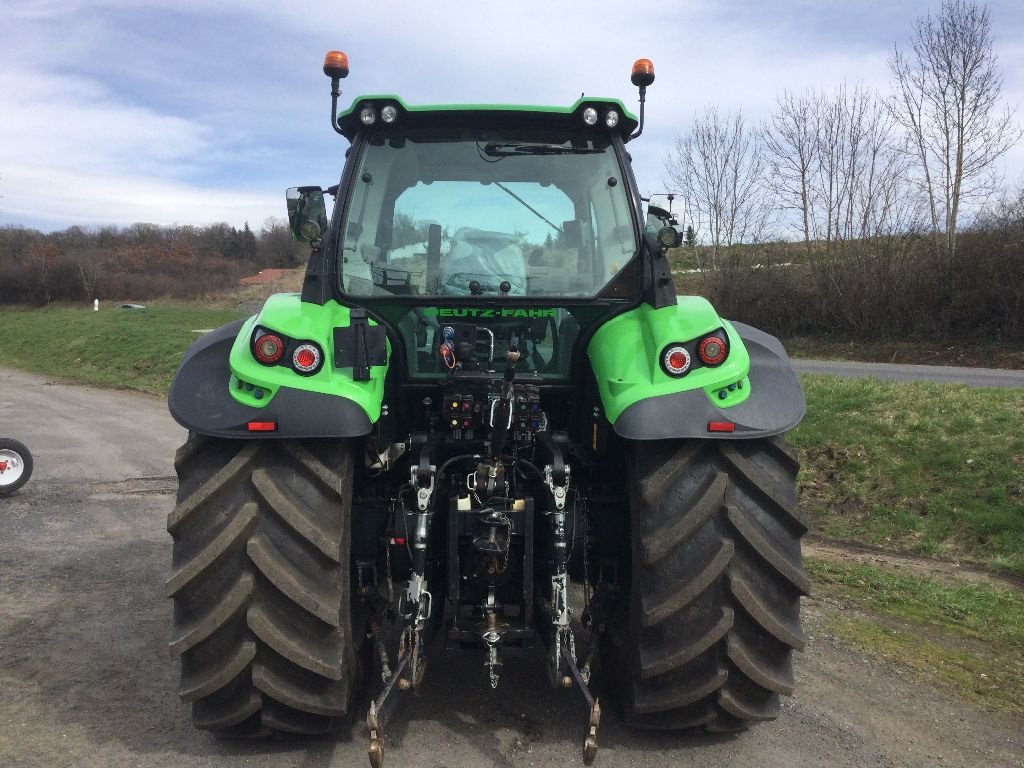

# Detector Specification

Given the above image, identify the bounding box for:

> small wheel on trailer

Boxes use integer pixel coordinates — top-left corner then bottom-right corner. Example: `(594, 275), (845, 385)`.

(167, 433), (362, 736)
(605, 436), (808, 731)
(0, 438), (33, 496)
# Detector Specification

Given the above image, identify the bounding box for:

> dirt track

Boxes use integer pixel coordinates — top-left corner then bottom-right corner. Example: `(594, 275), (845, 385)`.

(1, 366), (1022, 768)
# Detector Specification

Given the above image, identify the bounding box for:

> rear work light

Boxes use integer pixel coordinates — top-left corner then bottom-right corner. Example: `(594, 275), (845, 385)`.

(254, 332), (285, 365)
(699, 335), (727, 366)
(292, 343), (323, 375)
(661, 344), (691, 376)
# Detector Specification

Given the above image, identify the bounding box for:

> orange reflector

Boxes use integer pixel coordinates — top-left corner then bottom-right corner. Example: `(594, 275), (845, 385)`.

(707, 421), (735, 433)
(323, 50), (349, 79)
(248, 421), (277, 432)
(631, 58), (655, 87)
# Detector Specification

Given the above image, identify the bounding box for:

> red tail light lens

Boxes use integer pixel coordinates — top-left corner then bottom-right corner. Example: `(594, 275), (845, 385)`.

(254, 333), (284, 364)
(699, 335), (727, 366)
(292, 343), (323, 374)
(661, 344), (692, 376)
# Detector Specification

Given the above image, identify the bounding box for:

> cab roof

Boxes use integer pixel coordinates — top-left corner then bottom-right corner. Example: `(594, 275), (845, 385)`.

(336, 95), (639, 141)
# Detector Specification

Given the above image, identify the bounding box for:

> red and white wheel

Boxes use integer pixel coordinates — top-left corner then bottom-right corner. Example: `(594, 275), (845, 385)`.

(0, 439), (33, 496)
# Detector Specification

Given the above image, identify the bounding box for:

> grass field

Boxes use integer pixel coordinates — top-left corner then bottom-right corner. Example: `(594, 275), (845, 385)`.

(790, 375), (1024, 574)
(809, 558), (1024, 711)
(0, 305), (246, 395)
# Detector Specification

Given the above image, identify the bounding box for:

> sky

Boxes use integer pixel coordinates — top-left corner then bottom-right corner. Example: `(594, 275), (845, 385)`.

(1, 0), (1022, 233)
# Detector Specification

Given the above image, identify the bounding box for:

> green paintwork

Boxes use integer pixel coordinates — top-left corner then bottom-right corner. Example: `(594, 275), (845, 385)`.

(226, 293), (389, 421)
(586, 297), (751, 424)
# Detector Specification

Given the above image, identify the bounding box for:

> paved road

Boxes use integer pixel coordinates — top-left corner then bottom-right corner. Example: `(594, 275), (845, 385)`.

(792, 358), (1024, 387)
(1, 366), (1022, 768)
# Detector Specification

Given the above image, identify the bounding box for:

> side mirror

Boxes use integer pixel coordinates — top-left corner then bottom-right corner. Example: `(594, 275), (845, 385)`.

(286, 187), (329, 242)
(656, 225), (681, 250)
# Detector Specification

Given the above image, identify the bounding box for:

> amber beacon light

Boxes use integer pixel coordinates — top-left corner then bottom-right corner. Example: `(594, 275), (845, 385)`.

(323, 50), (350, 80)
(630, 58), (655, 87)
(324, 50), (350, 136)
(629, 58), (654, 140)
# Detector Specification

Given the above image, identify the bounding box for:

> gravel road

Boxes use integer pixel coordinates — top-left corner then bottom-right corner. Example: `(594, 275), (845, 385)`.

(791, 359), (1024, 387)
(1, 366), (1022, 768)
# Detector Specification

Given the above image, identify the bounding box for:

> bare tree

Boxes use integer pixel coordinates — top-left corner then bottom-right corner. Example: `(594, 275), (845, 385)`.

(76, 249), (104, 298)
(889, 0), (1022, 262)
(819, 84), (915, 245)
(763, 85), (917, 252)
(762, 90), (819, 255)
(665, 107), (773, 269)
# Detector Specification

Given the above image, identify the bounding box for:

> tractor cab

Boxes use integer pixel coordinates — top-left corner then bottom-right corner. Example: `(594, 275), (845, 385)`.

(333, 103), (639, 301)
(286, 79), (670, 381)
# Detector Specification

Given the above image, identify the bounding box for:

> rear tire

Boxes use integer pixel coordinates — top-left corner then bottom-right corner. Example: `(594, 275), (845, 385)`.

(608, 437), (808, 731)
(167, 434), (359, 736)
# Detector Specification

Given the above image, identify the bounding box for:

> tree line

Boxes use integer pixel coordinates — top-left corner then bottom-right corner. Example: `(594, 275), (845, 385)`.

(665, 0), (1024, 341)
(0, 219), (308, 305)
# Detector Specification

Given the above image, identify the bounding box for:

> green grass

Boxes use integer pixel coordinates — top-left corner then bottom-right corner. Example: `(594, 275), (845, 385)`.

(825, 614), (1024, 712)
(0, 304), (246, 395)
(810, 558), (1024, 711)
(807, 559), (1024, 649)
(791, 376), (1024, 573)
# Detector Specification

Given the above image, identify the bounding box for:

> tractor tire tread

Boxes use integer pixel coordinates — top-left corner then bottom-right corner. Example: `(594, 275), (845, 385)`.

(167, 435), (356, 737)
(611, 437), (805, 732)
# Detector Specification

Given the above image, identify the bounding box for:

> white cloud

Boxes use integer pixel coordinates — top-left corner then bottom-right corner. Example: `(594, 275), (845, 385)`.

(0, 70), (210, 177)
(0, 0), (1021, 231)
(2, 163), (277, 228)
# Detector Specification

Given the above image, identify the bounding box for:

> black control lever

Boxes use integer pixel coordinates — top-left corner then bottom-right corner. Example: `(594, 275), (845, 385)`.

(488, 335), (520, 462)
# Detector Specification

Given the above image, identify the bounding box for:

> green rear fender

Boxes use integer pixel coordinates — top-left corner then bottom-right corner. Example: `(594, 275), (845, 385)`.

(229, 294), (388, 420)
(587, 297), (804, 440)
(168, 294), (389, 439)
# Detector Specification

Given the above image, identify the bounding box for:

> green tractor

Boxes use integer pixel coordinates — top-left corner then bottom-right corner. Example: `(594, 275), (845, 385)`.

(166, 51), (807, 766)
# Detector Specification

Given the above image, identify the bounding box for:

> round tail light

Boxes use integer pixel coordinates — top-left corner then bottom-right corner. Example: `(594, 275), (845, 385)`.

(661, 345), (692, 376)
(254, 333), (284, 365)
(292, 343), (323, 374)
(699, 335), (727, 366)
